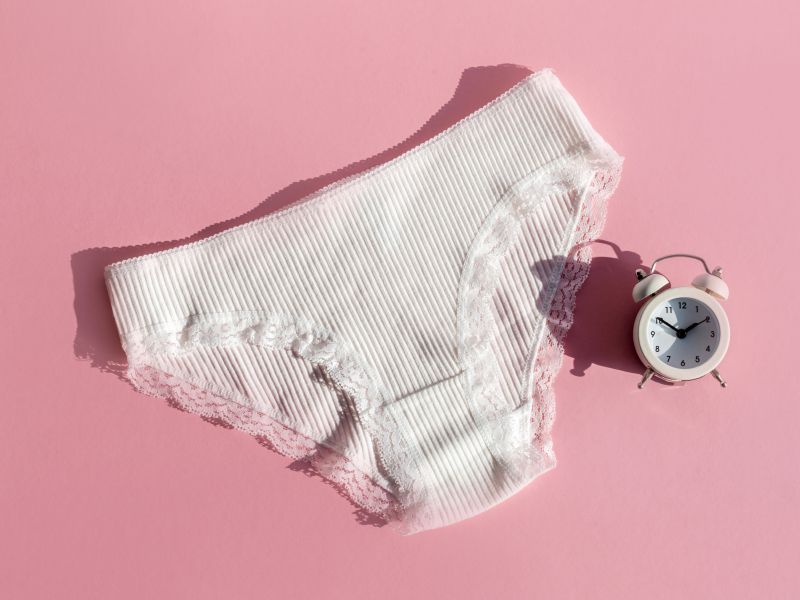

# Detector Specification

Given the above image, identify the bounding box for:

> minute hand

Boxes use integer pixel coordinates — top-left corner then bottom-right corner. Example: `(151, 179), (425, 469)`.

(655, 317), (680, 333)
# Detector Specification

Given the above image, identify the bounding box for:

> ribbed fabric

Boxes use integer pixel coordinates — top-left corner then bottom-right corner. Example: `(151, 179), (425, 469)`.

(104, 68), (623, 533)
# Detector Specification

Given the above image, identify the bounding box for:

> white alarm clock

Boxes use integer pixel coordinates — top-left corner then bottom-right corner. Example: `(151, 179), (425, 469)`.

(632, 254), (730, 388)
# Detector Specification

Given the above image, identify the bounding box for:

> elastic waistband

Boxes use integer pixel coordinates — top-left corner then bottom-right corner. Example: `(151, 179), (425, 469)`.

(105, 68), (618, 337)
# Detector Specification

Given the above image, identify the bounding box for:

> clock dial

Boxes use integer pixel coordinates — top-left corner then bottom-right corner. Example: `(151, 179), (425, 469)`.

(646, 296), (721, 369)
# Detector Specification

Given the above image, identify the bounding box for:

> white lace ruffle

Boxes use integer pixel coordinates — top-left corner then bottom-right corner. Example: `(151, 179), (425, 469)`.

(122, 312), (430, 531)
(129, 362), (397, 522)
(457, 144), (623, 485)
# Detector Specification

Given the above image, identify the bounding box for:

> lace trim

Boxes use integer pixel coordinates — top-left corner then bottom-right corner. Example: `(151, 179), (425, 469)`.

(121, 313), (430, 531)
(457, 144), (623, 483)
(529, 162), (620, 460)
(129, 363), (396, 524)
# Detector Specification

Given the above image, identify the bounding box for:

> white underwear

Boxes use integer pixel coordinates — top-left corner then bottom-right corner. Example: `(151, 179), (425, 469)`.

(105, 68), (623, 534)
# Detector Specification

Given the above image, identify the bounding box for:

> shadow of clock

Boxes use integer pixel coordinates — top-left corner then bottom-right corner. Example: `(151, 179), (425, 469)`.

(534, 239), (671, 382)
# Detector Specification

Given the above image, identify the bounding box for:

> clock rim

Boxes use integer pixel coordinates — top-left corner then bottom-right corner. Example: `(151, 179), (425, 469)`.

(633, 286), (730, 381)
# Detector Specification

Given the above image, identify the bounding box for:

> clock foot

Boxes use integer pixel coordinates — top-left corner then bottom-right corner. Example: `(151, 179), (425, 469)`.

(711, 369), (727, 388)
(637, 368), (654, 389)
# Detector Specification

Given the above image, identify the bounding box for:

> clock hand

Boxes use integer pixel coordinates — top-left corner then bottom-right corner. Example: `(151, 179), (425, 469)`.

(683, 316), (710, 334)
(655, 317), (680, 334)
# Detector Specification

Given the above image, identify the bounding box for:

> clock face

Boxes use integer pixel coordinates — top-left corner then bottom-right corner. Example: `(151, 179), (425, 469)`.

(646, 296), (721, 369)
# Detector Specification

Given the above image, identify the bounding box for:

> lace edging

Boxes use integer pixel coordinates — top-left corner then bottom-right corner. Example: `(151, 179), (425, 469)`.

(457, 144), (623, 483)
(529, 165), (620, 460)
(121, 313), (433, 529)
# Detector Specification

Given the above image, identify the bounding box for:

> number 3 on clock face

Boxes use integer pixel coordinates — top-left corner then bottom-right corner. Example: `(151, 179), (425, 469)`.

(633, 286), (730, 382)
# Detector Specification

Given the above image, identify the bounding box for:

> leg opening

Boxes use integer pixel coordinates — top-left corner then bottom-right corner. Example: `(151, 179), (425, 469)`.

(120, 312), (401, 525)
(457, 145), (624, 487)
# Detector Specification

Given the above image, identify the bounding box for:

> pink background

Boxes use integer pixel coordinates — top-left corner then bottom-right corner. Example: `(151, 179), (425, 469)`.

(3, 1), (799, 598)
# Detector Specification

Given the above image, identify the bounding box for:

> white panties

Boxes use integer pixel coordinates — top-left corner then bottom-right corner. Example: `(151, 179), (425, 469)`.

(105, 68), (623, 534)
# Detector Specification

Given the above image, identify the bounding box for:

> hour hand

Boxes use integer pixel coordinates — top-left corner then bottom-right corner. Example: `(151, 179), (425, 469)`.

(655, 317), (680, 333)
(684, 316), (710, 334)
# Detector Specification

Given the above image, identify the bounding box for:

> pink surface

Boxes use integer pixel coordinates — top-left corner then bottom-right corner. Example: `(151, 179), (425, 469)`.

(2, 1), (799, 598)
